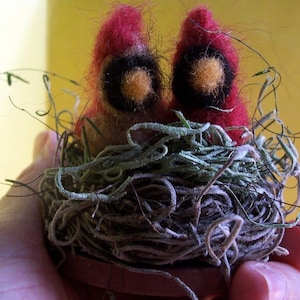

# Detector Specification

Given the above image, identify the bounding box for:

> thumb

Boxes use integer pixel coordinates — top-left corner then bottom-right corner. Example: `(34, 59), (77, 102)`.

(230, 261), (300, 300)
(17, 130), (59, 191)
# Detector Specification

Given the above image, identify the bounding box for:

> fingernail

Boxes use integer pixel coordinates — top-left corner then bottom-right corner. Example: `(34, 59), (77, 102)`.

(252, 263), (287, 300)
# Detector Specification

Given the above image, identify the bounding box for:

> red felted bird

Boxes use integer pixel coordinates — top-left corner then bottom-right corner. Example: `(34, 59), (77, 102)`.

(75, 5), (249, 155)
(75, 4), (169, 155)
(171, 7), (249, 145)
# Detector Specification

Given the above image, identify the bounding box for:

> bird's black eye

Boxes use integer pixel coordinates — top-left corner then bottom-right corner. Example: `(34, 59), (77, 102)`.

(101, 53), (161, 112)
(172, 46), (234, 109)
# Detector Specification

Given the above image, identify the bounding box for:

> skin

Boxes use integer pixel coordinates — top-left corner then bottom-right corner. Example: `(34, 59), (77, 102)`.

(1, 131), (300, 300)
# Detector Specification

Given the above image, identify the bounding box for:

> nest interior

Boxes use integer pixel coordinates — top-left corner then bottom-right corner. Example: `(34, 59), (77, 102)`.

(40, 111), (299, 280)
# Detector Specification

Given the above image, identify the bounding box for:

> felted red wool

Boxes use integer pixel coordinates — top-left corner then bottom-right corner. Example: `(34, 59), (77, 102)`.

(172, 6), (249, 144)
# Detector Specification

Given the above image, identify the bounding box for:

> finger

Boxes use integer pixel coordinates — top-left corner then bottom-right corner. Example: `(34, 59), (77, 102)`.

(230, 261), (300, 300)
(33, 130), (58, 161)
(272, 226), (300, 270)
(12, 130), (58, 192)
(0, 130), (58, 254)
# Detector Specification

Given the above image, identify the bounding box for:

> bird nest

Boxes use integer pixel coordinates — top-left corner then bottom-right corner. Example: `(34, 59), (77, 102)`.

(40, 111), (300, 281)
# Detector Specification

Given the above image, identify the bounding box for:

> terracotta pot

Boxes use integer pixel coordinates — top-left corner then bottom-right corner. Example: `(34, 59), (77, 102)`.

(60, 254), (227, 299)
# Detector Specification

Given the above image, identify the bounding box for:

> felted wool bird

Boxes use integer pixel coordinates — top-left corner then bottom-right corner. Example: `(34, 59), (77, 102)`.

(171, 6), (249, 145)
(75, 4), (168, 155)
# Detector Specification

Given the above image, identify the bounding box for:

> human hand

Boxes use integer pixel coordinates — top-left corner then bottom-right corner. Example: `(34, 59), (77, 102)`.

(0, 131), (103, 300)
(1, 131), (299, 300)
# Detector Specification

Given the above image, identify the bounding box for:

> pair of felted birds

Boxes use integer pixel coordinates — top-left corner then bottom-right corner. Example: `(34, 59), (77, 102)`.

(75, 4), (249, 155)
